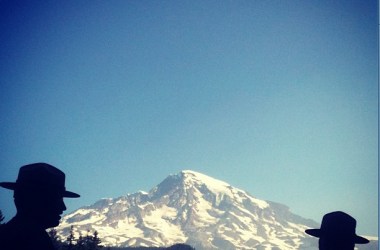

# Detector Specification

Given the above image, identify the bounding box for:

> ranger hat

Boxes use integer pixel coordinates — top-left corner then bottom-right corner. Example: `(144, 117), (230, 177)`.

(305, 211), (369, 244)
(0, 163), (80, 198)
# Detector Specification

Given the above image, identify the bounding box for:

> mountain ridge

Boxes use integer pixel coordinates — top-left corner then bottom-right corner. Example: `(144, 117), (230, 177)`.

(55, 170), (375, 249)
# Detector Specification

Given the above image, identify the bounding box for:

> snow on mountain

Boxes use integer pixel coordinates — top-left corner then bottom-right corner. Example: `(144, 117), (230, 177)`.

(55, 170), (331, 249)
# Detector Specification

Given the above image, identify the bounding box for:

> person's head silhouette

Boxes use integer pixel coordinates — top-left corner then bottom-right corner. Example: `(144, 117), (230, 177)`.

(305, 211), (369, 250)
(0, 163), (80, 250)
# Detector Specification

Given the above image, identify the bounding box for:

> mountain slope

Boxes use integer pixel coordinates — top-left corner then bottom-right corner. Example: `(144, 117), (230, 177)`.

(56, 170), (320, 249)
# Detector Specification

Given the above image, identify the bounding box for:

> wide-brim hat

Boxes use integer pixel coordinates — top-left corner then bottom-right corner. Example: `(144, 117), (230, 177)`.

(305, 211), (369, 244)
(0, 163), (80, 198)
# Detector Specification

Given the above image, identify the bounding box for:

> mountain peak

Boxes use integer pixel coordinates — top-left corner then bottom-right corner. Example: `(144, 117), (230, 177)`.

(180, 170), (230, 190)
(156, 170), (269, 209)
(56, 170), (324, 249)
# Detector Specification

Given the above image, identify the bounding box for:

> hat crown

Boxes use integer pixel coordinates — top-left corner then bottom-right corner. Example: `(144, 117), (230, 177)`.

(17, 163), (66, 188)
(320, 211), (356, 236)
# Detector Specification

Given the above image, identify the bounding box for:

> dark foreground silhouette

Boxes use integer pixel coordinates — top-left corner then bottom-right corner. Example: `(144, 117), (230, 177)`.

(0, 164), (372, 250)
(0, 163), (80, 250)
(305, 211), (369, 250)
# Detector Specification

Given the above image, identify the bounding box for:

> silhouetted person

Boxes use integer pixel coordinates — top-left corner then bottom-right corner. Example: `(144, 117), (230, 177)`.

(305, 211), (369, 250)
(0, 163), (80, 250)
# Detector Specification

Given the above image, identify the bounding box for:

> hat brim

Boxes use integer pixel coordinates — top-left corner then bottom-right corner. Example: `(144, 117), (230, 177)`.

(64, 190), (80, 198)
(305, 229), (322, 238)
(0, 182), (80, 198)
(0, 182), (17, 190)
(305, 229), (370, 244)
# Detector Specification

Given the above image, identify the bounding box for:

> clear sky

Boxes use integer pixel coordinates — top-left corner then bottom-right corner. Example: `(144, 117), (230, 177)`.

(0, 0), (378, 236)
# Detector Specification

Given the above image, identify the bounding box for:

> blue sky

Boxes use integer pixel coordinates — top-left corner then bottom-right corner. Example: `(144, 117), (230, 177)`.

(0, 1), (378, 236)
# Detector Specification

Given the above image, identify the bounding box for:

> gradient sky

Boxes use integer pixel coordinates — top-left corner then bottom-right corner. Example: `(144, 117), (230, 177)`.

(0, 1), (378, 236)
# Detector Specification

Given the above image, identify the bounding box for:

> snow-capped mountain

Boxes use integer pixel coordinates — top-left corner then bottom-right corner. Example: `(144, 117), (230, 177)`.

(55, 170), (363, 249)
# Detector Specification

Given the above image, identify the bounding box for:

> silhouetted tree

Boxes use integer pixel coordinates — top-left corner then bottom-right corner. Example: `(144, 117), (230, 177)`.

(89, 231), (102, 250)
(0, 210), (5, 224)
(67, 225), (76, 250)
(72, 230), (102, 250)
(75, 232), (85, 250)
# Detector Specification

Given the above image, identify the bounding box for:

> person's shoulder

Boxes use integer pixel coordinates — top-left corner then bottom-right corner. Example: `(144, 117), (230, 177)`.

(0, 220), (23, 241)
(0, 221), (32, 250)
(0, 222), (10, 233)
(0, 222), (14, 236)
(0, 223), (16, 249)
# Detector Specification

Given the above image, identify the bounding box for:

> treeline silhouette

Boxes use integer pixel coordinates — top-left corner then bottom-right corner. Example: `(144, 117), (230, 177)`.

(48, 225), (195, 250)
(48, 226), (102, 250)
